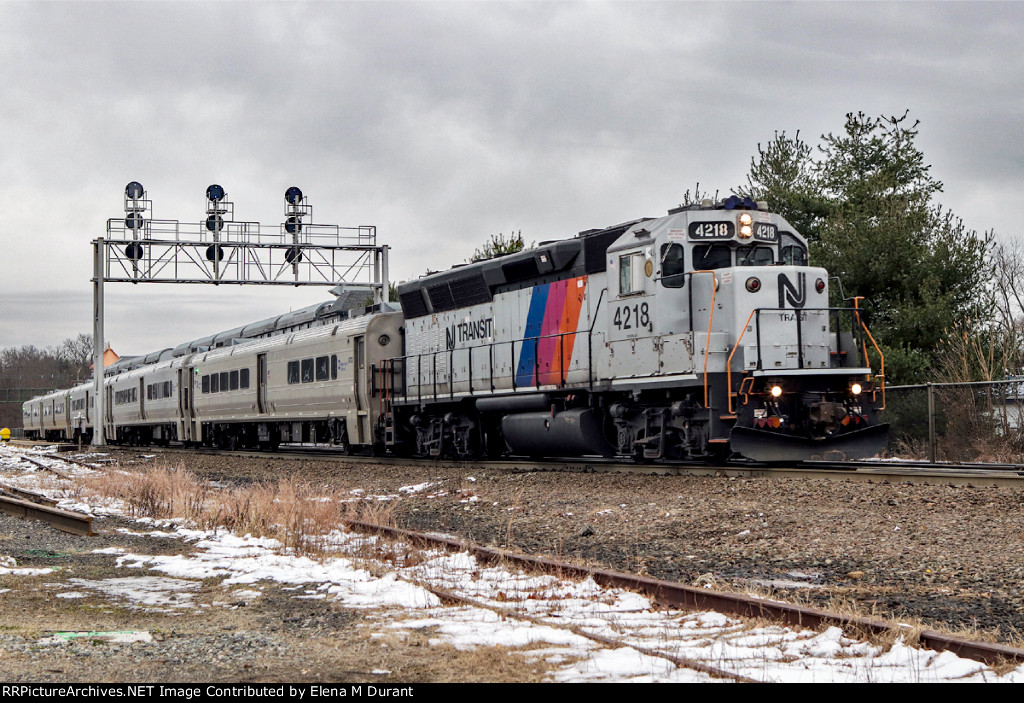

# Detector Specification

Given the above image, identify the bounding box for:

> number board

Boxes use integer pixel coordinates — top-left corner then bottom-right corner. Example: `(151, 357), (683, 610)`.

(688, 221), (734, 240)
(753, 222), (779, 242)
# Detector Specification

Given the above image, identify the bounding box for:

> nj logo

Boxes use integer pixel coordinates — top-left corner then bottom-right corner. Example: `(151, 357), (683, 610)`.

(778, 272), (806, 308)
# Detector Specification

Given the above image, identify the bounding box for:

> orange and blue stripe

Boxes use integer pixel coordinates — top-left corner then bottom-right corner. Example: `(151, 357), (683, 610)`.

(516, 276), (588, 386)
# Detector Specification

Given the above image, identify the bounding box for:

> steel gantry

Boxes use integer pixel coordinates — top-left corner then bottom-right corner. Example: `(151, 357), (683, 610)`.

(91, 182), (390, 446)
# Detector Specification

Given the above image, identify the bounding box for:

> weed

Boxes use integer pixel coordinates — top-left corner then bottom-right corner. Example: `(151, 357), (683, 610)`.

(72, 461), (403, 558)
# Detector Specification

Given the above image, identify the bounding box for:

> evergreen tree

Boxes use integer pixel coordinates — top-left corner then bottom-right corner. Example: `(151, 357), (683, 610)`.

(469, 231), (528, 262)
(740, 111), (991, 383)
(738, 130), (826, 243)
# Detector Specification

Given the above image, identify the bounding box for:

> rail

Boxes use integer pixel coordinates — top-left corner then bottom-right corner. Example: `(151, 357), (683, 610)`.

(344, 518), (1024, 667)
(0, 468), (94, 537)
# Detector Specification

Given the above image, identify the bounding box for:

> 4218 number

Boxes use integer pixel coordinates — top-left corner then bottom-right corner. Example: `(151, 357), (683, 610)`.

(613, 301), (651, 330)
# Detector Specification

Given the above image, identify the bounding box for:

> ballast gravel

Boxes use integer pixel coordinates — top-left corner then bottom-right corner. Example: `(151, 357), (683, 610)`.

(1, 448), (1023, 682)
(177, 452), (1024, 640)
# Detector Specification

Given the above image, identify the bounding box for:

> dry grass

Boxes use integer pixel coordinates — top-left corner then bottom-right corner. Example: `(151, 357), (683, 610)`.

(77, 463), (210, 521)
(499, 486), (527, 546)
(74, 461), (399, 557)
(355, 625), (554, 683)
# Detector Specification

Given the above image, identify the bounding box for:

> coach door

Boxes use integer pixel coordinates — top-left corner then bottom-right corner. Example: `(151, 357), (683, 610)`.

(177, 369), (191, 442)
(257, 353), (268, 414)
(104, 385), (113, 439)
(139, 378), (146, 421)
(354, 336), (368, 444)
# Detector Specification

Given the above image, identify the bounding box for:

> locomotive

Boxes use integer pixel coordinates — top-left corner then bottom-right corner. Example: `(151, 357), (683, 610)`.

(24, 198), (888, 462)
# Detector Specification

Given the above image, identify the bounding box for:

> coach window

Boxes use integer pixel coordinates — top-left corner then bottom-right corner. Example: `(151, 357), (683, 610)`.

(240, 368), (250, 389)
(211, 373), (220, 393)
(316, 355), (330, 381)
(288, 361), (300, 385)
(330, 354), (338, 380)
(693, 244), (731, 270)
(220, 372), (229, 392)
(737, 246), (774, 267)
(202, 375), (210, 394)
(301, 358), (314, 383)
(230, 370), (239, 391)
(659, 243), (685, 288)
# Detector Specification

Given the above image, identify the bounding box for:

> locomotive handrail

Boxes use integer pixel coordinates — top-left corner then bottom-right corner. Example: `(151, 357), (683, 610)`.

(687, 270), (719, 408)
(853, 303), (886, 410)
(725, 306), (886, 413)
(587, 288), (606, 393)
(381, 289), (609, 405)
(726, 308), (759, 414)
(384, 325), (595, 407)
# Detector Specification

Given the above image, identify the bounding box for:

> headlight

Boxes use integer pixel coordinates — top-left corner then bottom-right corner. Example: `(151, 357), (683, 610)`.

(770, 385), (783, 398)
(851, 383), (862, 395)
(737, 213), (753, 238)
(745, 277), (761, 292)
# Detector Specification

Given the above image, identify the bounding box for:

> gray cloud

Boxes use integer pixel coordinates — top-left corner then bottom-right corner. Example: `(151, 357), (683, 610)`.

(1, 1), (1021, 353)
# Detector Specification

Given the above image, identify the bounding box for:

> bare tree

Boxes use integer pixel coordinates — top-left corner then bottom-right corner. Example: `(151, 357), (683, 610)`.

(989, 239), (1024, 375)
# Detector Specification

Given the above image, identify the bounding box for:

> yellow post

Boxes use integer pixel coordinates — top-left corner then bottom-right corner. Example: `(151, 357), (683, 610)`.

(0, 428), (10, 443)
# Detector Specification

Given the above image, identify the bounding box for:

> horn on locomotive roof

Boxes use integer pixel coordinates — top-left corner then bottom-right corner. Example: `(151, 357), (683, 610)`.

(722, 195), (759, 210)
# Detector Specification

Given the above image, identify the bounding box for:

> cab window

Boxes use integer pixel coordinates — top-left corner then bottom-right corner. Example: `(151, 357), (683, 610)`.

(781, 232), (808, 266)
(693, 244), (731, 270)
(659, 243), (685, 288)
(782, 244), (807, 266)
(618, 252), (645, 295)
(737, 246), (774, 266)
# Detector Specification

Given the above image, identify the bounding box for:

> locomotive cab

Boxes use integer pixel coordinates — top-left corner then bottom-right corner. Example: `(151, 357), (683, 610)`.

(599, 198), (887, 462)
(665, 199), (886, 461)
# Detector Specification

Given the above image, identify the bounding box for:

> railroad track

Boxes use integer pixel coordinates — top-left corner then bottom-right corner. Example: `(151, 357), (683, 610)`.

(83, 442), (1024, 487)
(0, 445), (95, 536)
(0, 489), (94, 537)
(5, 441), (1023, 673)
(345, 519), (1024, 668)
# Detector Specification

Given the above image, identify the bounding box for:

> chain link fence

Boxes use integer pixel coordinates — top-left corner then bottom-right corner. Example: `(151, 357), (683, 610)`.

(883, 380), (1024, 462)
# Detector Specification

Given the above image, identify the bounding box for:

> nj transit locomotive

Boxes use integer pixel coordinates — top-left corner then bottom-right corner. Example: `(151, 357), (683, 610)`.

(24, 198), (887, 462)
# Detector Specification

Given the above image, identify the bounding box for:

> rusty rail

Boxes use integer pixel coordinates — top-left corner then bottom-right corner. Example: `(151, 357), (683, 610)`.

(0, 493), (94, 536)
(345, 519), (1024, 668)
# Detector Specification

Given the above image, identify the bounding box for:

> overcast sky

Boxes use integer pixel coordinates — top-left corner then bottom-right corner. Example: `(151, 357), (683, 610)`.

(2, 1), (1022, 356)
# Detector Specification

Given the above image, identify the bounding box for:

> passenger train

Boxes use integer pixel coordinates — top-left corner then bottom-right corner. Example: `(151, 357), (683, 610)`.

(23, 198), (888, 462)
